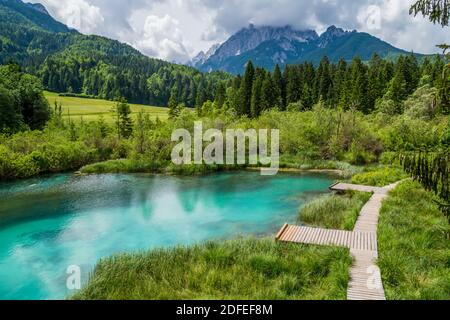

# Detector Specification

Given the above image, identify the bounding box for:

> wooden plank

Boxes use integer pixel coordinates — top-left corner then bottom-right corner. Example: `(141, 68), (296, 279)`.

(275, 223), (289, 240)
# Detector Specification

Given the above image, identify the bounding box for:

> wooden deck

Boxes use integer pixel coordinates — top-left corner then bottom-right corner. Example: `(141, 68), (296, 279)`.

(276, 225), (377, 251)
(276, 182), (399, 301)
(330, 182), (387, 195)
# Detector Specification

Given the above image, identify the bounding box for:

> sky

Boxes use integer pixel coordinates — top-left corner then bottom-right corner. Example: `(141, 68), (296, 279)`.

(32, 0), (450, 63)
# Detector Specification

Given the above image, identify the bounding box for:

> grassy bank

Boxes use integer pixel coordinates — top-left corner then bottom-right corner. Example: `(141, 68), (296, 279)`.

(299, 191), (372, 230)
(73, 238), (351, 300)
(378, 180), (450, 300)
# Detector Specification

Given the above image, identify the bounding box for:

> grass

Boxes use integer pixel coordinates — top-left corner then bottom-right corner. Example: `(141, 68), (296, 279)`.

(378, 180), (450, 300)
(73, 238), (351, 300)
(44, 91), (169, 123)
(79, 159), (242, 175)
(351, 166), (408, 187)
(279, 155), (363, 178)
(299, 191), (372, 230)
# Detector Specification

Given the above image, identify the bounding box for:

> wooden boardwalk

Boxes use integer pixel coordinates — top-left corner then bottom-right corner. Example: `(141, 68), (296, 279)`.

(276, 182), (399, 301)
(276, 225), (377, 251)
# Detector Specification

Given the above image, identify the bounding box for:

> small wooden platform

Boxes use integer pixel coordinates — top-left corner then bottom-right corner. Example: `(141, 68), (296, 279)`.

(275, 181), (400, 301)
(276, 224), (377, 251)
(330, 182), (387, 195)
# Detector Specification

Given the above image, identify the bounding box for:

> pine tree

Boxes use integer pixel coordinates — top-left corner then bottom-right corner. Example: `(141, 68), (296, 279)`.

(168, 90), (179, 118)
(315, 56), (333, 104)
(214, 82), (227, 109)
(113, 97), (133, 139)
(251, 68), (265, 117)
(261, 73), (280, 111)
(348, 57), (369, 113)
(238, 61), (255, 116)
(273, 64), (284, 110)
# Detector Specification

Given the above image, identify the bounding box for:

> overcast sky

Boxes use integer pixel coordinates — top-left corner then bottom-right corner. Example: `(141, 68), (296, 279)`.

(32, 0), (450, 63)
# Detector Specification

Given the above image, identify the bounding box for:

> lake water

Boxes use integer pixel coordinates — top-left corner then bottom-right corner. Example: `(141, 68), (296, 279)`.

(0, 172), (334, 300)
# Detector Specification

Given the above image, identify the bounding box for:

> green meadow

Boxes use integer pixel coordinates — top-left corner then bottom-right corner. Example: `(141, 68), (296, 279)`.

(44, 92), (169, 123)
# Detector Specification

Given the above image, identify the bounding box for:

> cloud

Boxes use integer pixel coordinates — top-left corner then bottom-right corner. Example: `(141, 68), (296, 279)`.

(136, 14), (191, 63)
(197, 0), (449, 54)
(34, 0), (450, 59)
(37, 0), (104, 34)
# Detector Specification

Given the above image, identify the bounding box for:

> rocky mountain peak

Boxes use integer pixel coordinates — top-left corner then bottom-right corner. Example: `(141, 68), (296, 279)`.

(318, 25), (349, 48)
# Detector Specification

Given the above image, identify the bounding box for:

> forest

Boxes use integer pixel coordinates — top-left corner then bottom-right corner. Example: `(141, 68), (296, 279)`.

(210, 54), (448, 118)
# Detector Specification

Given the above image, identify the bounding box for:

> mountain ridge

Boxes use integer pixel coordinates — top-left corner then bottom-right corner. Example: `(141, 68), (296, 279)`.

(193, 24), (422, 74)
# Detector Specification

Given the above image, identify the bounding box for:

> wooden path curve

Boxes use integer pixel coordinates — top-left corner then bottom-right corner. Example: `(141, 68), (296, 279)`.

(276, 181), (399, 301)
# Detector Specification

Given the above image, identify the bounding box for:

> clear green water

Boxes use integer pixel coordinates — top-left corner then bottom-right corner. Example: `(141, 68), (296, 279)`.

(0, 172), (333, 300)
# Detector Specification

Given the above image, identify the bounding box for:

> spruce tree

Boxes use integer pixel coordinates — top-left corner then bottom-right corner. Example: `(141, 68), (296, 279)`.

(261, 73), (279, 111)
(114, 97), (133, 139)
(214, 82), (227, 109)
(251, 68), (265, 117)
(238, 61), (255, 116)
(168, 90), (179, 118)
(273, 64), (284, 110)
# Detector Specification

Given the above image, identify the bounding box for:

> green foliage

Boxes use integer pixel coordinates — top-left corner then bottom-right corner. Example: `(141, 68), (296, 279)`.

(351, 166), (408, 187)
(378, 180), (450, 300)
(400, 150), (450, 214)
(225, 54), (441, 119)
(300, 191), (372, 230)
(410, 0), (450, 27)
(404, 84), (439, 120)
(73, 238), (351, 300)
(112, 98), (133, 139)
(0, 63), (51, 132)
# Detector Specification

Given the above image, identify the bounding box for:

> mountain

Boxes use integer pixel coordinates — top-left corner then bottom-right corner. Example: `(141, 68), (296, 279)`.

(0, 0), (72, 33)
(194, 25), (419, 74)
(189, 43), (220, 67)
(0, 0), (229, 106)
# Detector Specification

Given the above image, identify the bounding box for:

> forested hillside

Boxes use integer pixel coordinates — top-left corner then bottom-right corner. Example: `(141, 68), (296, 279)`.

(0, 0), (230, 106)
(217, 54), (448, 118)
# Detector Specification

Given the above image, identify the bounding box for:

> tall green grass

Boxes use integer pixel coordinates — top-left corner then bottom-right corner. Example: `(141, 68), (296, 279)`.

(351, 166), (407, 187)
(80, 159), (242, 176)
(299, 192), (372, 230)
(73, 238), (351, 300)
(378, 180), (450, 300)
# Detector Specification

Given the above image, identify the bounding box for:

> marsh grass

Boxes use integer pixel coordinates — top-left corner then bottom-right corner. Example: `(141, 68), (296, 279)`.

(279, 155), (363, 178)
(299, 191), (372, 230)
(378, 180), (450, 300)
(351, 166), (408, 187)
(73, 238), (351, 300)
(80, 159), (242, 175)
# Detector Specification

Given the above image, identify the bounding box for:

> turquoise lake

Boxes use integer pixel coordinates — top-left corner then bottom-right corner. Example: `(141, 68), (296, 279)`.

(0, 172), (334, 300)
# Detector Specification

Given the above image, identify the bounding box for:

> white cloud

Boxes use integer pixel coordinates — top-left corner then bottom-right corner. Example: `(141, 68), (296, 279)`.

(33, 0), (450, 59)
(37, 0), (104, 34)
(136, 14), (191, 63)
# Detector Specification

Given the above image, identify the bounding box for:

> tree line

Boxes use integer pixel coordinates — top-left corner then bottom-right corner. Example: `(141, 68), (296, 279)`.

(213, 54), (448, 118)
